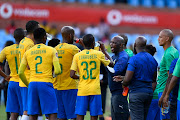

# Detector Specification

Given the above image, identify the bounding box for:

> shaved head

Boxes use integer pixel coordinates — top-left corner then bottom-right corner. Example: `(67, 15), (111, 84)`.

(113, 36), (124, 44)
(61, 26), (74, 34)
(61, 26), (75, 44)
(110, 36), (124, 53)
(160, 29), (174, 41)
(135, 36), (147, 48)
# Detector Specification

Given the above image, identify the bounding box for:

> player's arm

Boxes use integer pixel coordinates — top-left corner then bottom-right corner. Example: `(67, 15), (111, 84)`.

(0, 48), (11, 81)
(53, 50), (61, 75)
(163, 75), (179, 108)
(98, 41), (114, 67)
(18, 53), (29, 87)
(70, 55), (79, 79)
(152, 71), (157, 91)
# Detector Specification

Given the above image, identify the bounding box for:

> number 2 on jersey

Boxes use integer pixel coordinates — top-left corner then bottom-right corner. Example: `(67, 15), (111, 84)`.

(81, 61), (96, 80)
(35, 56), (42, 74)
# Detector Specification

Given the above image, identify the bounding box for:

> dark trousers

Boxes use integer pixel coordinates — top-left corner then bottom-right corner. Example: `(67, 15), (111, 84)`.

(170, 100), (177, 120)
(111, 94), (129, 120)
(101, 84), (107, 113)
(129, 92), (153, 120)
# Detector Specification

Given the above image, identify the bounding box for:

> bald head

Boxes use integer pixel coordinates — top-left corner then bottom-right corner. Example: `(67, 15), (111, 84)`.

(135, 36), (147, 48)
(160, 29), (174, 41)
(110, 36), (124, 53)
(61, 26), (74, 44)
(113, 36), (124, 44)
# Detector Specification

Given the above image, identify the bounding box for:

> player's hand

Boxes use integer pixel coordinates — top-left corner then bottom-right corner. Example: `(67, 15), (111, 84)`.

(113, 75), (124, 82)
(5, 76), (11, 81)
(162, 95), (169, 109)
(158, 96), (164, 107)
(98, 41), (106, 52)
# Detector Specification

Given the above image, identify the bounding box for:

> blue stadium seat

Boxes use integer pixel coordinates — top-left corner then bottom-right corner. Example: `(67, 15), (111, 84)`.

(78, 0), (88, 4)
(154, 0), (165, 8)
(142, 0), (152, 8)
(66, 0), (76, 3)
(104, 0), (115, 5)
(127, 0), (140, 7)
(167, 0), (177, 9)
(91, 0), (101, 4)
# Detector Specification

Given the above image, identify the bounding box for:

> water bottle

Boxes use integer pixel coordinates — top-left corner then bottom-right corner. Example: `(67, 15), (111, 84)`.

(163, 101), (170, 114)
(74, 38), (80, 43)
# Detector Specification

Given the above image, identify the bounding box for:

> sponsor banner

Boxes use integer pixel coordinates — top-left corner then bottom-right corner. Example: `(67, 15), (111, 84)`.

(0, 2), (180, 28)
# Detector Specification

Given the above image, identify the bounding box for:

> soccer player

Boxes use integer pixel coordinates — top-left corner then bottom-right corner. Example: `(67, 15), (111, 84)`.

(119, 34), (133, 57)
(55, 26), (80, 120)
(18, 28), (61, 120)
(70, 34), (113, 120)
(18, 20), (39, 120)
(157, 29), (179, 120)
(163, 59), (180, 119)
(0, 28), (25, 120)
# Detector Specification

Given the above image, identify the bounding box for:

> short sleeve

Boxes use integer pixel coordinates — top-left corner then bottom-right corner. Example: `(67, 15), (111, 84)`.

(99, 52), (110, 67)
(52, 49), (59, 62)
(165, 53), (177, 71)
(169, 59), (178, 74)
(173, 59), (180, 77)
(0, 48), (6, 63)
(21, 52), (28, 66)
(127, 57), (136, 72)
(72, 46), (80, 55)
(70, 54), (78, 71)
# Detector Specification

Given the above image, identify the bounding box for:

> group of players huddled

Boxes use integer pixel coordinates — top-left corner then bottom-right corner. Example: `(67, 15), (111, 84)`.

(1, 20), (180, 120)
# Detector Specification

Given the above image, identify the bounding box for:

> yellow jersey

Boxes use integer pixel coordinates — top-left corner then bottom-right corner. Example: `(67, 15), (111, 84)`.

(0, 44), (20, 82)
(70, 49), (110, 96)
(21, 44), (59, 82)
(19, 37), (34, 87)
(55, 43), (80, 90)
(52, 77), (58, 89)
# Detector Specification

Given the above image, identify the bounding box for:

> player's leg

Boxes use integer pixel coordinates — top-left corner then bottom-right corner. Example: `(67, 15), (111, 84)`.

(77, 115), (84, 120)
(75, 96), (89, 120)
(11, 113), (19, 120)
(63, 89), (77, 119)
(146, 99), (160, 120)
(38, 82), (58, 119)
(27, 82), (41, 118)
(21, 87), (29, 120)
(57, 90), (67, 120)
(89, 95), (103, 120)
(90, 116), (98, 120)
(29, 115), (38, 120)
(49, 113), (57, 120)
(6, 81), (22, 120)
